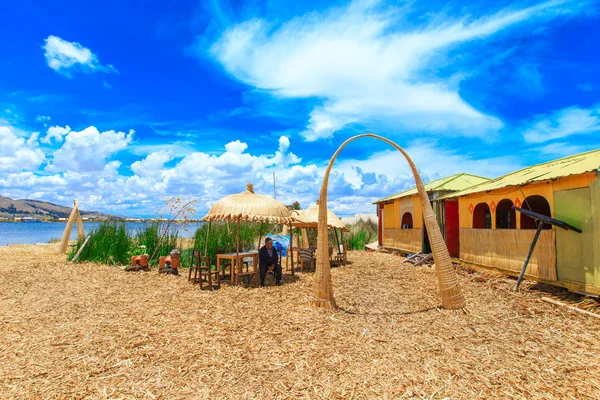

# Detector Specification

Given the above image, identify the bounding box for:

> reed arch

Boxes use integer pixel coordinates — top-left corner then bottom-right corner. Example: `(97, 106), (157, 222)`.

(313, 134), (467, 311)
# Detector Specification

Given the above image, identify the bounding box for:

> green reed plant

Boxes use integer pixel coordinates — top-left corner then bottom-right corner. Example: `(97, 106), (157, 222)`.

(69, 221), (132, 265)
(133, 222), (179, 266)
(193, 222), (277, 262)
(345, 218), (378, 250)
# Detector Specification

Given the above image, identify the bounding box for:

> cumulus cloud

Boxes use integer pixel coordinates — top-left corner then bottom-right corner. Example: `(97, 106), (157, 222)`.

(26, 132), (40, 146)
(49, 126), (134, 172)
(43, 35), (118, 77)
(209, 0), (579, 141)
(522, 104), (600, 143)
(0, 124), (45, 172)
(130, 150), (173, 177)
(0, 124), (521, 218)
(41, 125), (71, 144)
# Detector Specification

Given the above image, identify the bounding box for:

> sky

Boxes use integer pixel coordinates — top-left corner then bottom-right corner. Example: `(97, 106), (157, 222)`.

(1, 0), (599, 218)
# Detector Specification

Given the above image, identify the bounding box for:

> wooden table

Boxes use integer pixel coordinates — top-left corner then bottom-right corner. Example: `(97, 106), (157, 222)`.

(216, 251), (259, 285)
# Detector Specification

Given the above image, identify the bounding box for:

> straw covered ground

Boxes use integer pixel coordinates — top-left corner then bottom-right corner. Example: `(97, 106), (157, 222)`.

(1, 244), (599, 399)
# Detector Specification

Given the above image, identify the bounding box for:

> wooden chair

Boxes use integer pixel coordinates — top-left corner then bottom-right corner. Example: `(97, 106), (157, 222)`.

(190, 250), (220, 290)
(188, 248), (200, 282)
(333, 243), (346, 266)
(233, 256), (256, 286)
(298, 247), (315, 272)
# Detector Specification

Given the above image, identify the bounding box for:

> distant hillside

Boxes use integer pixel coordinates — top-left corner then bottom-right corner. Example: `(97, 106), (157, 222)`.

(0, 195), (118, 220)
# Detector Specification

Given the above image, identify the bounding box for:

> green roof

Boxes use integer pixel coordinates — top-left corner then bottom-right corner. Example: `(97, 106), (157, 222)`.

(440, 147), (600, 200)
(373, 173), (490, 204)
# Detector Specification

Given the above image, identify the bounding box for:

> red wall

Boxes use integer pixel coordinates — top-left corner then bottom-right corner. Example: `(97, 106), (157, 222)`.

(445, 201), (459, 257)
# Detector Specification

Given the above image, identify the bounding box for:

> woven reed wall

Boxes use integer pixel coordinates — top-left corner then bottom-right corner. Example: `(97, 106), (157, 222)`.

(383, 228), (422, 253)
(460, 228), (557, 281)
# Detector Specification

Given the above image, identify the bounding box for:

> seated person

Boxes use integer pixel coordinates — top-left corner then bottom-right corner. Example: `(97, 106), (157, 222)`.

(258, 237), (282, 287)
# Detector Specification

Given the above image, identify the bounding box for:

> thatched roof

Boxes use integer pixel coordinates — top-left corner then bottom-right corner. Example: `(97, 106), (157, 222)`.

(292, 202), (349, 232)
(201, 183), (292, 223)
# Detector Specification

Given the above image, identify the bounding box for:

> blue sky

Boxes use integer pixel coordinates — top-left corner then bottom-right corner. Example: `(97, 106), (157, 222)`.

(1, 0), (599, 217)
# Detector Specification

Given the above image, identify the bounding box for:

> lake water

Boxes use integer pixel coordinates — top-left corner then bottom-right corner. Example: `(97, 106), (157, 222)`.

(0, 221), (204, 246)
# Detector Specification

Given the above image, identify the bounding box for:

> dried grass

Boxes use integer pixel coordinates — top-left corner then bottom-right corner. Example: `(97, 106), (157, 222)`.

(1, 244), (599, 399)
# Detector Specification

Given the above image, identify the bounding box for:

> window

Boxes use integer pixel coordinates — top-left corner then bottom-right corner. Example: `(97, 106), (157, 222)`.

(520, 195), (552, 229)
(473, 203), (491, 229)
(401, 212), (413, 229)
(496, 199), (516, 229)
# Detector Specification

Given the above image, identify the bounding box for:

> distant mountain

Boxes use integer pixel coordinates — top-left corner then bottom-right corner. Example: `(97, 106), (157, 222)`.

(0, 195), (119, 220)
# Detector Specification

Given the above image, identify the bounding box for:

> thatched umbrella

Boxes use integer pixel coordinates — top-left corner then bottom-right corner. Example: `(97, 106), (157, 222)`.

(314, 134), (466, 311)
(292, 201), (349, 252)
(201, 183), (293, 284)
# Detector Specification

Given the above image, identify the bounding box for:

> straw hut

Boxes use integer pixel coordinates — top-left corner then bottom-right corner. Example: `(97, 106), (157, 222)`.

(373, 173), (489, 256)
(291, 202), (349, 264)
(201, 183), (293, 284)
(441, 148), (600, 296)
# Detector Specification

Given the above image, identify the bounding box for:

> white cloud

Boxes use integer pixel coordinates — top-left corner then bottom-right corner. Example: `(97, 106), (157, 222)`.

(0, 124), (45, 172)
(209, 0), (579, 141)
(224, 140), (248, 153)
(537, 142), (589, 157)
(26, 132), (40, 146)
(334, 140), (519, 190)
(130, 150), (173, 177)
(278, 136), (290, 153)
(49, 126), (134, 172)
(0, 125), (521, 218)
(35, 115), (51, 123)
(43, 35), (118, 77)
(41, 125), (71, 144)
(522, 104), (600, 143)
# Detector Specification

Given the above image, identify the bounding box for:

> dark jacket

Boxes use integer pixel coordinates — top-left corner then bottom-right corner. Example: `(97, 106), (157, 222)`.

(259, 245), (280, 269)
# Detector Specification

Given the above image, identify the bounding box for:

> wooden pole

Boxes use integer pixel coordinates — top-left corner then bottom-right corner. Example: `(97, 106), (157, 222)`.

(514, 223), (545, 291)
(541, 297), (600, 319)
(204, 221), (212, 257)
(59, 200), (79, 254)
(289, 222), (294, 276)
(71, 235), (90, 262)
(340, 230), (346, 262)
(257, 221), (264, 250)
(76, 209), (85, 239)
(235, 219), (240, 286)
(301, 228), (309, 248)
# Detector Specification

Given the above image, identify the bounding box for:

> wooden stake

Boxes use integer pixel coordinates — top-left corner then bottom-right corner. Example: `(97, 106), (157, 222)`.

(203, 221), (212, 257)
(59, 200), (79, 254)
(289, 222), (294, 276)
(71, 235), (90, 262)
(541, 297), (600, 319)
(257, 221), (264, 250)
(235, 219), (240, 286)
(76, 209), (85, 239)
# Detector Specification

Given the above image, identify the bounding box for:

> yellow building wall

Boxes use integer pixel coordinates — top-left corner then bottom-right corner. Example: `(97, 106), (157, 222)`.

(455, 172), (599, 294)
(383, 203), (396, 229)
(384, 194), (425, 229)
(413, 195), (423, 228)
(591, 175), (600, 290)
(457, 173), (595, 229)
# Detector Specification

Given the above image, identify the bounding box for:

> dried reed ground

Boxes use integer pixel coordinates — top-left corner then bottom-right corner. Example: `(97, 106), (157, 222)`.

(1, 244), (599, 399)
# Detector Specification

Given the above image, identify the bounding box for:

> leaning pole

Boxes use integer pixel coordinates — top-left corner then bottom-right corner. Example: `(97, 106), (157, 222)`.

(313, 134), (467, 311)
